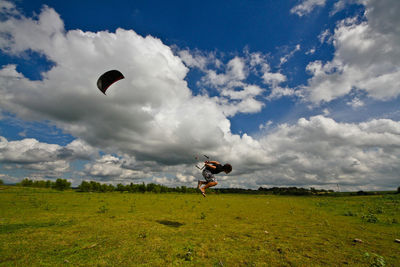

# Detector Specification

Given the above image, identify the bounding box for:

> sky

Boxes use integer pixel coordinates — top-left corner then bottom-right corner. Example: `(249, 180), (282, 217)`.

(0, 0), (399, 191)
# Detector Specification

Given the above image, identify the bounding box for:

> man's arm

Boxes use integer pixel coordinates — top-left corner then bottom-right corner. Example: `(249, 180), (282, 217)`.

(204, 161), (220, 169)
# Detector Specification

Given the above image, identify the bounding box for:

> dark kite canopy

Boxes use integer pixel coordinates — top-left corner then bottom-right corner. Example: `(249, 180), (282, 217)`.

(97, 70), (124, 94)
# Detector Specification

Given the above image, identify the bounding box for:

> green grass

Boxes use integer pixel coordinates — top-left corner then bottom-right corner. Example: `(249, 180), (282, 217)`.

(1, 186), (399, 266)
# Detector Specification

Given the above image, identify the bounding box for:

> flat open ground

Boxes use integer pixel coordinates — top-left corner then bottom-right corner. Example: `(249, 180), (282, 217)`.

(0, 186), (399, 266)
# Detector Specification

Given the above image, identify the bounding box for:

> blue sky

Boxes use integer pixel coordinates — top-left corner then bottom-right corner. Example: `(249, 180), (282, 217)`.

(0, 0), (399, 191)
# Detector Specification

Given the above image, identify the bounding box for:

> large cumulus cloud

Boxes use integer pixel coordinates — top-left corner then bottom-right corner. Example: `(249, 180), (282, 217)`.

(254, 116), (400, 190)
(0, 136), (95, 178)
(301, 0), (400, 104)
(0, 4), (233, 165)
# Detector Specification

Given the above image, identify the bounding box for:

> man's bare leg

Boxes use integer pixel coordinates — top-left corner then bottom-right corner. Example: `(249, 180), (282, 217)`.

(200, 181), (218, 197)
(197, 180), (206, 189)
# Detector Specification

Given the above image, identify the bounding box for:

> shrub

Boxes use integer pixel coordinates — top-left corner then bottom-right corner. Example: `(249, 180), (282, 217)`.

(179, 245), (194, 261)
(375, 206), (383, 214)
(343, 211), (357, 217)
(97, 205), (108, 213)
(364, 252), (386, 267)
(362, 213), (378, 223)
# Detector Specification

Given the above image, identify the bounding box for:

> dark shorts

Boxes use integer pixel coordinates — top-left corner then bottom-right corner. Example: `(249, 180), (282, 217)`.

(202, 169), (216, 183)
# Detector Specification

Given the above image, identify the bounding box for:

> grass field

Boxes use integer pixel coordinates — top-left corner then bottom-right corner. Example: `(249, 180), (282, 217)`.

(1, 186), (399, 266)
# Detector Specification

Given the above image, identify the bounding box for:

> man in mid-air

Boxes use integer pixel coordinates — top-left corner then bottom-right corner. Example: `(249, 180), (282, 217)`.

(197, 160), (232, 197)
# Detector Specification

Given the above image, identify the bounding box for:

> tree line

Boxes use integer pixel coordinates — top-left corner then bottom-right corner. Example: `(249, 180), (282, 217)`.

(257, 186), (334, 195)
(78, 182), (339, 195)
(78, 181), (196, 193)
(17, 178), (71, 191)
(11, 178), (400, 195)
(14, 179), (339, 195)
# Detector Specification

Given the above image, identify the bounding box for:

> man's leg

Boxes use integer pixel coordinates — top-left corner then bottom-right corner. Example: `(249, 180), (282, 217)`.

(200, 181), (218, 196)
(197, 180), (207, 189)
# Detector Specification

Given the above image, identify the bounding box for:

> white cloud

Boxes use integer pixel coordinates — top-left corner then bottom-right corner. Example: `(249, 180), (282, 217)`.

(259, 120), (273, 131)
(178, 49), (217, 71)
(301, 0), (400, 104)
(0, 136), (96, 179)
(180, 49), (294, 115)
(220, 84), (263, 100)
(83, 154), (149, 181)
(255, 55), (294, 100)
(186, 53), (269, 117)
(346, 97), (364, 108)
(322, 108), (330, 116)
(0, 0), (18, 16)
(208, 115), (400, 191)
(65, 139), (97, 159)
(330, 0), (352, 15)
(176, 173), (195, 183)
(253, 116), (400, 190)
(318, 29), (333, 44)
(291, 0), (326, 17)
(0, 136), (62, 164)
(201, 57), (247, 88)
(0, 173), (20, 184)
(22, 160), (70, 173)
(262, 72), (287, 87)
(218, 96), (265, 117)
(279, 44), (301, 66)
(0, 5), (234, 165)
(267, 86), (297, 100)
(306, 48), (316, 55)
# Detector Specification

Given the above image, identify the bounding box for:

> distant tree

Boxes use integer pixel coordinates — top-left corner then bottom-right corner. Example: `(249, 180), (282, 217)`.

(99, 183), (115, 192)
(45, 180), (53, 188)
(100, 183), (108, 192)
(127, 183), (138, 193)
(79, 181), (91, 192)
(108, 184), (115, 192)
(53, 178), (71, 191)
(180, 186), (188, 193)
(33, 180), (47, 188)
(90, 181), (101, 192)
(138, 183), (146, 193)
(153, 184), (162, 193)
(116, 183), (126, 192)
(160, 185), (168, 193)
(146, 183), (156, 193)
(20, 178), (33, 187)
(397, 186), (400, 194)
(0, 179), (3, 185)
